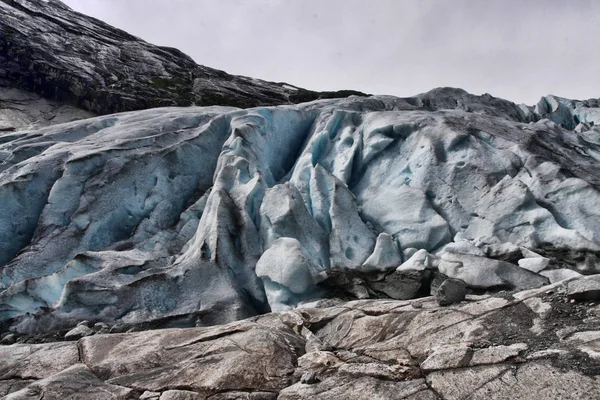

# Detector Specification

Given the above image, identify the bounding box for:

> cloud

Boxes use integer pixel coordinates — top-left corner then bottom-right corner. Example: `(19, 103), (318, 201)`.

(62, 0), (600, 104)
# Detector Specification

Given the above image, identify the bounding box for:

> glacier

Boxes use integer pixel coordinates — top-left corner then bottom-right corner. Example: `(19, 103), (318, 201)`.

(2, 88), (600, 333)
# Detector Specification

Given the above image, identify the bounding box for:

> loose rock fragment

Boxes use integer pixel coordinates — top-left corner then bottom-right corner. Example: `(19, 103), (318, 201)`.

(567, 276), (600, 301)
(436, 278), (467, 306)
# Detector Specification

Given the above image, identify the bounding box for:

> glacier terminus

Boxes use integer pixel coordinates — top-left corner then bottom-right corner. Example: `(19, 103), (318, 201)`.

(2, 88), (600, 333)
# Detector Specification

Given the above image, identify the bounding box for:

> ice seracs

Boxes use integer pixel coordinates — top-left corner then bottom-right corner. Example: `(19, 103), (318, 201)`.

(3, 89), (600, 332)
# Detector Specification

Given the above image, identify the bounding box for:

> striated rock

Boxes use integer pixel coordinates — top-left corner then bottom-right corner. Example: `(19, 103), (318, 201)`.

(368, 270), (428, 300)
(5, 364), (133, 400)
(0, 280), (599, 398)
(159, 391), (204, 400)
(427, 362), (600, 400)
(279, 376), (436, 399)
(541, 268), (583, 283)
(78, 321), (304, 396)
(0, 342), (79, 380)
(0, 379), (36, 396)
(208, 392), (277, 400)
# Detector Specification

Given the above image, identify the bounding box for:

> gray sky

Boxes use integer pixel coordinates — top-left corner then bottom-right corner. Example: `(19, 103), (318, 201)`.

(62, 0), (600, 105)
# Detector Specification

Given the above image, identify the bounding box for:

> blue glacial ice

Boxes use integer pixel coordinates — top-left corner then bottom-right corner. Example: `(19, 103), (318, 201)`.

(3, 89), (600, 332)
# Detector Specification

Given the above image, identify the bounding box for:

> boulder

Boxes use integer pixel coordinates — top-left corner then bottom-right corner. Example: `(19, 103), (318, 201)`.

(435, 278), (467, 306)
(438, 252), (549, 290)
(540, 268), (582, 283)
(567, 275), (600, 300)
(64, 324), (95, 340)
(0, 333), (16, 345)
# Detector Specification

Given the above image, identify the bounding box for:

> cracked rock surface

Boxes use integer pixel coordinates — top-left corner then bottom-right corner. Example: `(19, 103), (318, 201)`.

(1, 279), (599, 399)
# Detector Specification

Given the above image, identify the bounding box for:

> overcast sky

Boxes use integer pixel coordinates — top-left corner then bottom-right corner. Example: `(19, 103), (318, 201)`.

(62, 0), (600, 105)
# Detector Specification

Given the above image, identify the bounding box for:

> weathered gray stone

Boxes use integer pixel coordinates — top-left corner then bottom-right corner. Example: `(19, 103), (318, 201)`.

(80, 322), (303, 396)
(140, 391), (161, 399)
(421, 342), (528, 372)
(93, 322), (110, 332)
(540, 268), (582, 283)
(0, 342), (79, 380)
(427, 365), (511, 399)
(159, 390), (204, 400)
(369, 270), (426, 300)
(469, 343), (528, 365)
(420, 344), (472, 371)
(336, 362), (413, 381)
(567, 275), (600, 300)
(0, 379), (36, 396)
(0, 333), (16, 345)
(517, 257), (550, 273)
(438, 252), (550, 290)
(297, 351), (340, 373)
(470, 362), (599, 399)
(428, 360), (600, 400)
(208, 392), (277, 400)
(64, 324), (95, 340)
(0, 0), (361, 125)
(566, 331), (600, 359)
(435, 278), (467, 306)
(300, 371), (318, 384)
(279, 376), (437, 400)
(5, 364), (132, 400)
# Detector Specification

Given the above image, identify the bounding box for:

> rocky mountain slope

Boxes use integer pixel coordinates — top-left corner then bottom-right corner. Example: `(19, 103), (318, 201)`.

(0, 0), (364, 131)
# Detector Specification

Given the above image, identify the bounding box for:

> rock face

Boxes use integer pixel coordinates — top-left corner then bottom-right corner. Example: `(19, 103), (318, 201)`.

(0, 87), (95, 132)
(3, 88), (600, 333)
(1, 279), (600, 399)
(0, 0), (365, 132)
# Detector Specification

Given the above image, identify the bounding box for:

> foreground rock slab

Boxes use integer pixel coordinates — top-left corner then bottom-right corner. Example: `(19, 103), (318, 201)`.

(1, 278), (599, 399)
(6, 365), (133, 400)
(567, 275), (600, 301)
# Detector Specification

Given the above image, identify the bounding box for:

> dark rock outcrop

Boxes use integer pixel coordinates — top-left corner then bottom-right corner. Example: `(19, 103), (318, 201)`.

(0, 0), (366, 130)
